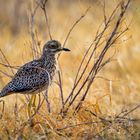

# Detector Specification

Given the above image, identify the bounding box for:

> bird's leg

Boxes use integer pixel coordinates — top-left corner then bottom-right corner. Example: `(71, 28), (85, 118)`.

(45, 89), (51, 113)
(0, 100), (5, 118)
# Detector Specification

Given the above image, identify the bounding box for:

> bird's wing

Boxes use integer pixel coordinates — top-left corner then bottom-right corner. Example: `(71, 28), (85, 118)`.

(7, 59), (50, 93)
(15, 59), (43, 76)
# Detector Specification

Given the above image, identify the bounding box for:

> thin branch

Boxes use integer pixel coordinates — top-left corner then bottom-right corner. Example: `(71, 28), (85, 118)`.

(63, 2), (121, 109)
(29, 2), (40, 59)
(0, 69), (13, 78)
(0, 49), (14, 74)
(44, 89), (51, 113)
(63, 7), (90, 48)
(57, 121), (102, 131)
(61, 0), (131, 115)
(74, 0), (131, 113)
(58, 70), (64, 108)
(103, 0), (107, 25)
(37, 0), (52, 40)
(121, 104), (140, 117)
(0, 62), (19, 69)
(0, 100), (5, 119)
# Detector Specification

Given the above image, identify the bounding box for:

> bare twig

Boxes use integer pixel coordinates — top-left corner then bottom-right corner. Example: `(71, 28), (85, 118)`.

(0, 49), (14, 74)
(0, 100), (5, 119)
(37, 0), (52, 40)
(44, 89), (51, 113)
(0, 62), (19, 69)
(29, 2), (40, 59)
(63, 7), (90, 48)
(57, 121), (102, 131)
(74, 0), (131, 113)
(0, 69), (13, 78)
(121, 104), (140, 117)
(61, 0), (131, 115)
(58, 70), (64, 108)
(63, 2), (120, 109)
(103, 0), (107, 25)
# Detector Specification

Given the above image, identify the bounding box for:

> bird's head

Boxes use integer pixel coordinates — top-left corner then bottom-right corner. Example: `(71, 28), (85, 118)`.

(43, 40), (70, 55)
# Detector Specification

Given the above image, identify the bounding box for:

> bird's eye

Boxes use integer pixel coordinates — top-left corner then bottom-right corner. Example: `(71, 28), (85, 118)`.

(49, 44), (57, 49)
(51, 45), (56, 48)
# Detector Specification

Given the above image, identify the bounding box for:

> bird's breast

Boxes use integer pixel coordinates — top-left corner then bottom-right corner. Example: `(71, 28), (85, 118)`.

(44, 60), (57, 81)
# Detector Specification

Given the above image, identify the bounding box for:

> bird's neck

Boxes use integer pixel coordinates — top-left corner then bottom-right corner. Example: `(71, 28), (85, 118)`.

(41, 53), (57, 68)
(41, 53), (55, 60)
(41, 53), (57, 81)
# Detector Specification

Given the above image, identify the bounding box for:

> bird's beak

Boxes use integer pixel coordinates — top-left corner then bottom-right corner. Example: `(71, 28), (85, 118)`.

(57, 48), (70, 52)
(62, 48), (70, 51)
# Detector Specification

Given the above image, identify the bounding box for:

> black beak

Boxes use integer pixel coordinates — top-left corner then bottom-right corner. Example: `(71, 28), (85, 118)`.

(62, 48), (70, 51)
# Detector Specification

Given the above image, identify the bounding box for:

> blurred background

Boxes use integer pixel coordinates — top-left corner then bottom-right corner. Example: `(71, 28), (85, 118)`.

(0, 0), (140, 139)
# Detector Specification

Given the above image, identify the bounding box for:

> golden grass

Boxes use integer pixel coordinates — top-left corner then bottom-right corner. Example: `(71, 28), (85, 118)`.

(0, 0), (140, 139)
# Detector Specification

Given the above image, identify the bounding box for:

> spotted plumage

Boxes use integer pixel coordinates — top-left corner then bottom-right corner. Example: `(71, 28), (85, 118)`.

(0, 40), (70, 98)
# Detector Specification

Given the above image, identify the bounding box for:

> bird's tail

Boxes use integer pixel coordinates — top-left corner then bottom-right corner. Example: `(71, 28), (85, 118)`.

(0, 87), (11, 98)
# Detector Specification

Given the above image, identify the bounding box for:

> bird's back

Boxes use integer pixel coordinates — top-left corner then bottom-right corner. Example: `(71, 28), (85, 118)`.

(0, 56), (57, 97)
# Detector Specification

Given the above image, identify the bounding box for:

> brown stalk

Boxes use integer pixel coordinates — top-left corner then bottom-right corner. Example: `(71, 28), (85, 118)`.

(37, 0), (52, 40)
(57, 7), (90, 111)
(58, 70), (64, 108)
(29, 2), (40, 59)
(62, 0), (131, 115)
(0, 49), (14, 74)
(57, 121), (102, 131)
(74, 0), (131, 113)
(63, 2), (122, 109)
(63, 7), (90, 48)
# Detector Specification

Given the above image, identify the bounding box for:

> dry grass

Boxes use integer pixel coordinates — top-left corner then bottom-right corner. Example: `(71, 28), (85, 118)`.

(0, 0), (140, 139)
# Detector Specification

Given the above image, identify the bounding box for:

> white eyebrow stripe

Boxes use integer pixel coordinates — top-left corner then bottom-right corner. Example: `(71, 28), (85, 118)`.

(50, 42), (56, 45)
(51, 48), (58, 52)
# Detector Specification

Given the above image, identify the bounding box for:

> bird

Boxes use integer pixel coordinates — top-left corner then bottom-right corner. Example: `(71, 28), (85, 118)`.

(0, 40), (70, 98)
